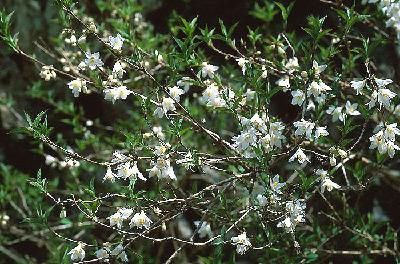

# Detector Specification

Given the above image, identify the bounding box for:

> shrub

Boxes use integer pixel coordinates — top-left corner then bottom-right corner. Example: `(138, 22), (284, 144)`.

(0, 0), (400, 263)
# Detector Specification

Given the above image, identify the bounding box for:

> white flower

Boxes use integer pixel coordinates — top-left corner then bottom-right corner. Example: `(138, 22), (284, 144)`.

(236, 57), (249, 75)
(103, 167), (117, 182)
(270, 175), (285, 194)
(293, 119), (315, 139)
(233, 128), (258, 152)
(321, 177), (341, 193)
(306, 99), (315, 111)
(375, 78), (393, 87)
(194, 221), (213, 238)
(276, 75), (290, 91)
(289, 148), (309, 164)
(108, 212), (124, 228)
(117, 162), (146, 181)
(149, 157), (177, 180)
(152, 126), (165, 140)
(316, 169), (328, 178)
(277, 217), (293, 231)
(154, 97), (176, 117)
(108, 33), (124, 51)
(383, 123), (400, 141)
(394, 105), (400, 116)
(312, 60), (327, 76)
(112, 61), (125, 78)
(39, 65), (56, 81)
(350, 79), (366, 95)
(84, 51), (104, 70)
(130, 211), (152, 229)
(67, 78), (87, 97)
(387, 141), (400, 158)
(291, 90), (305, 106)
(308, 81), (331, 100)
(231, 232), (251, 255)
(245, 89), (256, 102)
(201, 83), (226, 107)
(44, 154), (58, 167)
(368, 90), (378, 109)
(285, 57), (299, 72)
(326, 106), (344, 122)
(256, 194), (268, 206)
(278, 200), (306, 232)
(118, 208), (134, 219)
(169, 86), (185, 101)
(154, 144), (170, 156)
(110, 244), (128, 262)
(261, 67), (268, 78)
(65, 34), (77, 46)
(377, 88), (396, 108)
(104, 86), (133, 103)
(95, 248), (109, 260)
(177, 77), (191, 92)
(200, 62), (219, 78)
(345, 101), (361, 116)
(110, 244), (123, 256)
(315, 126), (329, 140)
(68, 242), (85, 262)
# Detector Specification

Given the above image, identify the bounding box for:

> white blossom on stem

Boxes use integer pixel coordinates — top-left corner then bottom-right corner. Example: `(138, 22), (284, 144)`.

(130, 211), (152, 229)
(231, 232), (251, 255)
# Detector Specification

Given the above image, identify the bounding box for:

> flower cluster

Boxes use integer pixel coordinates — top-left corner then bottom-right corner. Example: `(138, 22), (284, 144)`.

(232, 113), (285, 158)
(277, 200), (306, 233)
(39, 65), (56, 81)
(108, 208), (152, 230)
(370, 123), (400, 157)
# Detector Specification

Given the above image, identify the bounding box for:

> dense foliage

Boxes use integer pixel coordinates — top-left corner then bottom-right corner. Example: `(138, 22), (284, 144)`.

(1, 0), (400, 263)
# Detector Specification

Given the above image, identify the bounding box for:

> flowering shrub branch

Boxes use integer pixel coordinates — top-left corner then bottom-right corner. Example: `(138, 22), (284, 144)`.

(1, 0), (400, 263)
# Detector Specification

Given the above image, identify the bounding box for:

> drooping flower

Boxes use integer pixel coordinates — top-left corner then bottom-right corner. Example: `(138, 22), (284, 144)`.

(153, 97), (176, 117)
(117, 162), (146, 181)
(112, 61), (125, 78)
(168, 86), (185, 101)
(321, 177), (341, 193)
(130, 211), (152, 229)
(67, 78), (88, 97)
(293, 119), (315, 140)
(236, 57), (249, 75)
(289, 148), (309, 164)
(177, 77), (191, 92)
(148, 157), (177, 180)
(104, 86), (133, 103)
(350, 79), (366, 95)
(110, 244), (128, 262)
(231, 232), (251, 255)
(68, 242), (85, 262)
(40, 65), (56, 81)
(103, 167), (117, 182)
(326, 106), (345, 123)
(276, 75), (290, 91)
(95, 248), (109, 260)
(200, 62), (219, 78)
(314, 126), (329, 140)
